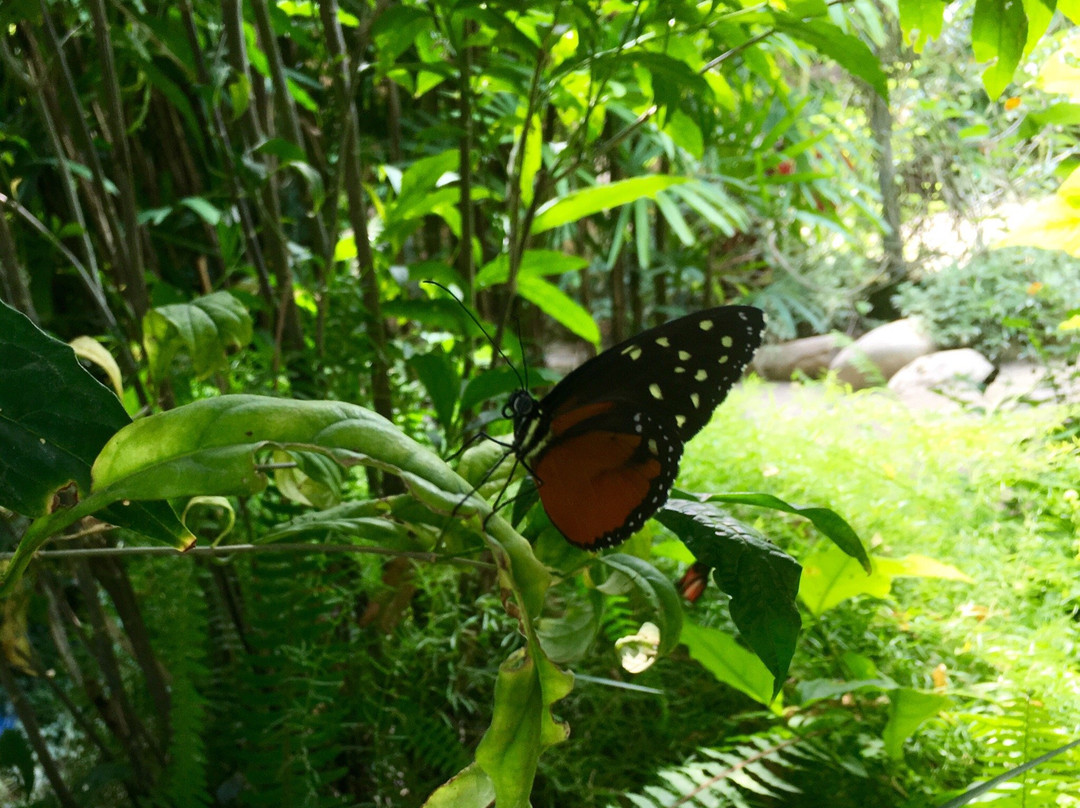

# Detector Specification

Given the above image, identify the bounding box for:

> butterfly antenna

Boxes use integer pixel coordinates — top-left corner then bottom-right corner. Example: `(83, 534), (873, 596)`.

(422, 280), (525, 389)
(516, 316), (530, 391)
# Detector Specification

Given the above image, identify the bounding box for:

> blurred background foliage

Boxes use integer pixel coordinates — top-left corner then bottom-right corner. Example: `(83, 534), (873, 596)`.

(2, 0), (1080, 805)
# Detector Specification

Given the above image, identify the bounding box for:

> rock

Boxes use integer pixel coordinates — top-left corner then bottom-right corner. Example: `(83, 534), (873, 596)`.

(753, 334), (844, 380)
(829, 318), (934, 389)
(985, 360), (1080, 408)
(888, 349), (995, 409)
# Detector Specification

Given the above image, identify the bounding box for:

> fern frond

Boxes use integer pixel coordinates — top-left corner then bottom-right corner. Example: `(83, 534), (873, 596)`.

(614, 728), (809, 808)
(949, 697), (1080, 808)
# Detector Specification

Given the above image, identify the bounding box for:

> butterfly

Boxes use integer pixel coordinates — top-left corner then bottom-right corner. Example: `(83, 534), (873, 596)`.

(503, 306), (765, 550)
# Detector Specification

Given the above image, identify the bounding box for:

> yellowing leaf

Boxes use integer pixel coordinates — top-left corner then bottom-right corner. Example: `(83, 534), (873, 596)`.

(997, 195), (1080, 256)
(1038, 32), (1080, 98)
(799, 545), (972, 615)
(874, 554), (973, 583)
(69, 336), (123, 398)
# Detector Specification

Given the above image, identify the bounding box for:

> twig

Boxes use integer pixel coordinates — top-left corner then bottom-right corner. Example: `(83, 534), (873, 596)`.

(1, 542), (494, 569)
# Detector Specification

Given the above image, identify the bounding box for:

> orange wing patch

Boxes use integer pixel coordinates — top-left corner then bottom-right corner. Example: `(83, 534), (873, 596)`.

(549, 400), (615, 436)
(534, 430), (661, 549)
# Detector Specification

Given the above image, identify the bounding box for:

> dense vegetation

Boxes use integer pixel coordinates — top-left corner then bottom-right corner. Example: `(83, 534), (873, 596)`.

(1, 0), (1079, 806)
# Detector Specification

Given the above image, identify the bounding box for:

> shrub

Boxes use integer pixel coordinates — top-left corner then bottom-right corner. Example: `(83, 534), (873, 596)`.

(894, 246), (1080, 363)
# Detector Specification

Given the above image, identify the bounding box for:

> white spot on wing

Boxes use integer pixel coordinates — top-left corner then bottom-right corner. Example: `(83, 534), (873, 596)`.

(695, 369), (707, 381)
(674, 367), (685, 374)
(690, 393), (700, 408)
(656, 337), (670, 347)
(649, 383), (663, 400)
(678, 350), (690, 361)
(622, 345), (643, 360)
(699, 320), (714, 332)
(676, 414), (687, 428)
(721, 336), (733, 348)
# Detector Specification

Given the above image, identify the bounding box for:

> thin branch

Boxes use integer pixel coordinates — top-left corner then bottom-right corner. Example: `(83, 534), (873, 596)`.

(2, 542), (494, 569)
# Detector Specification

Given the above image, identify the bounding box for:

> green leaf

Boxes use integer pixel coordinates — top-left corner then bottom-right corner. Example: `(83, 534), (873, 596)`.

(883, 689), (952, 759)
(775, 18), (888, 99)
(515, 114), (543, 208)
(798, 544), (972, 616)
(596, 554), (683, 655)
(408, 349), (461, 432)
(143, 291), (253, 381)
(253, 137), (307, 163)
(423, 762), (496, 808)
(517, 275), (600, 347)
(692, 491), (870, 571)
(179, 196), (223, 226)
(90, 395), (457, 505)
(0, 301), (189, 541)
(475, 250), (588, 290)
(680, 621), (779, 708)
(260, 500), (416, 546)
(658, 500), (799, 696)
(531, 175), (689, 234)
(632, 52), (713, 116)
(461, 366), (523, 413)
(664, 109), (704, 160)
(536, 595), (600, 665)
(971, 0), (1027, 100)
(475, 648), (572, 808)
(1060, 0), (1080, 23)
(272, 448), (344, 509)
(653, 191), (695, 246)
(634, 198), (651, 268)
(1020, 0), (1055, 58)
(898, 0), (945, 53)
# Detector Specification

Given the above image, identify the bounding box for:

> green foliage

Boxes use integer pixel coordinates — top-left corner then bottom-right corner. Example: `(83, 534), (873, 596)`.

(0, 301), (188, 545)
(894, 246), (1080, 363)
(680, 382), (1080, 805)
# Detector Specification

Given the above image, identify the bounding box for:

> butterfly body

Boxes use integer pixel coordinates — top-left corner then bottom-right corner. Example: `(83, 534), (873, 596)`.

(508, 305), (765, 550)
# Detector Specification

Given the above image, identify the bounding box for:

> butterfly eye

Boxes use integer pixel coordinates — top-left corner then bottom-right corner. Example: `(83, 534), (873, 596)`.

(502, 404), (514, 419)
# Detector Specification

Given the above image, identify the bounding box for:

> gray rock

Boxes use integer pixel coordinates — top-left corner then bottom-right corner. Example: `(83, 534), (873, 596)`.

(829, 318), (934, 389)
(888, 349), (995, 409)
(753, 334), (844, 380)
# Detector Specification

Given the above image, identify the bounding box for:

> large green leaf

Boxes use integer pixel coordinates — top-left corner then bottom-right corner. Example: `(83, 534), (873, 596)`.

(0, 301), (189, 544)
(798, 543), (972, 616)
(680, 621), (780, 708)
(530, 175), (689, 234)
(408, 349), (461, 432)
(596, 553), (683, 656)
(775, 18), (888, 99)
(883, 688), (952, 759)
(474, 250), (588, 289)
(691, 491), (870, 572)
(517, 275), (600, 346)
(971, 0), (1028, 100)
(658, 500), (800, 697)
(143, 291), (253, 381)
(474, 647), (573, 808)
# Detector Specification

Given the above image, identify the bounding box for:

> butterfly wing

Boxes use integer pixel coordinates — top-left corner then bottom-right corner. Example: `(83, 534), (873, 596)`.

(518, 305), (765, 550)
(539, 305), (765, 443)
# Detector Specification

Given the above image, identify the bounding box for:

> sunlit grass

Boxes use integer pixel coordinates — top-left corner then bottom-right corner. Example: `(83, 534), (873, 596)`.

(686, 376), (1080, 731)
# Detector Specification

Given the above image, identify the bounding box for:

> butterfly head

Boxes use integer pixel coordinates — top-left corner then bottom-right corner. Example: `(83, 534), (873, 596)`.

(504, 389), (541, 445)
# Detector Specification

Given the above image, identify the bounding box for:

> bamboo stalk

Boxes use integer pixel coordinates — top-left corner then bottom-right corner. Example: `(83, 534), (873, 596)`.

(86, 0), (150, 318)
(319, 0), (397, 493)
